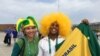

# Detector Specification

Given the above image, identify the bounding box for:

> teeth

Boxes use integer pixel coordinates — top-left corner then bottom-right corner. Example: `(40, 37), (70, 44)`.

(52, 29), (56, 31)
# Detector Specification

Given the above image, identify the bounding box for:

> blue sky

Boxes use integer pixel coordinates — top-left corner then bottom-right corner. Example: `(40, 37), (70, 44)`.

(0, 0), (100, 24)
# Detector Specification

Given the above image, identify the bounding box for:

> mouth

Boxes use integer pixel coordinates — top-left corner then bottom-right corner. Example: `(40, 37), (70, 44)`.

(50, 28), (58, 34)
(27, 33), (34, 38)
(28, 32), (35, 35)
(52, 28), (56, 32)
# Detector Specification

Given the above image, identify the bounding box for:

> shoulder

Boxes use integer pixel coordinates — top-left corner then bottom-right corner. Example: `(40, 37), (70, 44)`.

(58, 36), (65, 44)
(39, 36), (48, 42)
(16, 38), (25, 48)
(38, 36), (48, 45)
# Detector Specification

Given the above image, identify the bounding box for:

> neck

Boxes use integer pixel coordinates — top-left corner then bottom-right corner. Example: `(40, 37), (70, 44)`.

(27, 36), (33, 41)
(48, 34), (58, 40)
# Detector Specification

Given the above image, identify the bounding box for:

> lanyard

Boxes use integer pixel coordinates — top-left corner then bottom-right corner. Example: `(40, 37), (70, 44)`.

(48, 37), (58, 54)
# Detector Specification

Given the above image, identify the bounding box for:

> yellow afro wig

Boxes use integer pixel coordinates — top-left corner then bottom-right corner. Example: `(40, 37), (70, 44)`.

(40, 12), (72, 38)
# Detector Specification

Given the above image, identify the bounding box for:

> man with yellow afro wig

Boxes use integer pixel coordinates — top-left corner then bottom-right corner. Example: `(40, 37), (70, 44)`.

(38, 12), (72, 56)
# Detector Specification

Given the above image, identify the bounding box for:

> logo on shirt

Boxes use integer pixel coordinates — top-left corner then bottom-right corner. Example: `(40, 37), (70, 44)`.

(63, 44), (77, 56)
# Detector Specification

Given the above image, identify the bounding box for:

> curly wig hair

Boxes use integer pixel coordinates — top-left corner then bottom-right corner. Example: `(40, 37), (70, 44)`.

(40, 13), (72, 38)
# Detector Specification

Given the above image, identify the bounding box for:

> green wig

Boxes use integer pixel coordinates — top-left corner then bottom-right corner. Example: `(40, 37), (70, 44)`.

(16, 16), (38, 32)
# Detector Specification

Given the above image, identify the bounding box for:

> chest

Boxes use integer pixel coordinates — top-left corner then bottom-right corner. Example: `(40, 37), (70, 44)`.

(40, 38), (64, 53)
(24, 39), (38, 56)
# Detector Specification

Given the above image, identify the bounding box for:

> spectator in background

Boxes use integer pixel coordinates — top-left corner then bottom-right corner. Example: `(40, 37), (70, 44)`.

(81, 18), (89, 25)
(4, 27), (12, 46)
(79, 18), (100, 56)
(81, 19), (99, 39)
(12, 27), (18, 43)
